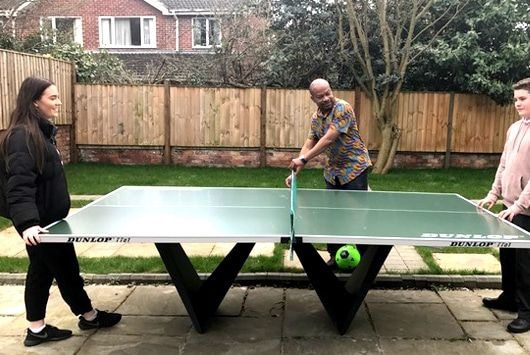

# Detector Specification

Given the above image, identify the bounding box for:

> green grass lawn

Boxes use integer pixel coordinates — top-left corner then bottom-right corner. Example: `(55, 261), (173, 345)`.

(64, 163), (496, 199)
(0, 163), (502, 274)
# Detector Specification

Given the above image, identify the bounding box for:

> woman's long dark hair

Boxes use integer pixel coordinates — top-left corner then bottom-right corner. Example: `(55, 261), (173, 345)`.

(0, 76), (53, 173)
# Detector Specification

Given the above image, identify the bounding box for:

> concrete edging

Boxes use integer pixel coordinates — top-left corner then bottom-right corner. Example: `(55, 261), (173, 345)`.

(0, 273), (501, 289)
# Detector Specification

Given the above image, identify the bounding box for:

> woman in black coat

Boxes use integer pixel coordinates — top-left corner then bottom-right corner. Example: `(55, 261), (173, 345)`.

(0, 77), (121, 347)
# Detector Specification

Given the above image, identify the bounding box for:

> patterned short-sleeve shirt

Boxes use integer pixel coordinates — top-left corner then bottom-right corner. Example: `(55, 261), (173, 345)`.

(308, 98), (371, 185)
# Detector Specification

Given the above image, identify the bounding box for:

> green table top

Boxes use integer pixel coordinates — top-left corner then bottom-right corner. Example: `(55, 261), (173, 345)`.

(44, 186), (530, 248)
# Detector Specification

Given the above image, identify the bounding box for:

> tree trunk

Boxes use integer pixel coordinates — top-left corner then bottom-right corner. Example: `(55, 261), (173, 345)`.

(372, 122), (401, 174)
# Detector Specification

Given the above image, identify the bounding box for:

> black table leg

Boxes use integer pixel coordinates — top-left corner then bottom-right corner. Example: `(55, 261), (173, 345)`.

(293, 243), (392, 334)
(155, 242), (255, 333)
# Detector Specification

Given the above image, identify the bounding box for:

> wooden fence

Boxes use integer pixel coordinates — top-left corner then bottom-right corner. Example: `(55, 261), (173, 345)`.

(1, 49), (519, 155)
(74, 83), (518, 154)
(0, 49), (74, 128)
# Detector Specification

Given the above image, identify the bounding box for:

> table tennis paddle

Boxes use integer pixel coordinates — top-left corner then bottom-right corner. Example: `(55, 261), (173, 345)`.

(289, 171), (297, 260)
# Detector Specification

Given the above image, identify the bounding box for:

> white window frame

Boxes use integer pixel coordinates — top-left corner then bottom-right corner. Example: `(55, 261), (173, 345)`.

(98, 16), (156, 49)
(175, 17), (179, 51)
(192, 17), (221, 49)
(40, 16), (83, 45)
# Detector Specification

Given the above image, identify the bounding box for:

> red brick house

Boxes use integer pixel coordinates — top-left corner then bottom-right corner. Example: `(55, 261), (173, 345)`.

(1, 0), (228, 52)
(0, 0), (236, 80)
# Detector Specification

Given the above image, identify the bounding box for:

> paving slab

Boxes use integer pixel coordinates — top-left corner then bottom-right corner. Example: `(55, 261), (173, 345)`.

(282, 337), (380, 354)
(0, 285), (25, 315)
(77, 242), (122, 257)
(1, 228), (26, 257)
(284, 288), (376, 338)
(242, 287), (283, 318)
(185, 317), (282, 350)
(365, 289), (443, 303)
(0, 334), (86, 355)
(283, 249), (329, 269)
(0, 315), (20, 337)
(111, 315), (191, 336)
(114, 243), (160, 257)
(438, 289), (498, 321)
(461, 321), (513, 340)
(513, 332), (530, 352)
(180, 243), (215, 256)
(73, 243), (96, 255)
(77, 334), (184, 355)
(378, 339), (527, 355)
(368, 303), (464, 338)
(116, 285), (187, 316)
(382, 245), (427, 272)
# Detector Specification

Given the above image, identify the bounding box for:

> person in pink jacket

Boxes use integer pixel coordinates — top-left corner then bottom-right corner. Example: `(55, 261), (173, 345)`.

(478, 77), (530, 333)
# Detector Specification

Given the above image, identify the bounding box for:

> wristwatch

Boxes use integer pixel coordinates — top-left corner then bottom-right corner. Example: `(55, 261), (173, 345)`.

(299, 155), (308, 165)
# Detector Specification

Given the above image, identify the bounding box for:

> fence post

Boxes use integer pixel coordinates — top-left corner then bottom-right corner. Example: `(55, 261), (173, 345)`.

(259, 87), (267, 167)
(164, 80), (172, 164)
(47, 57), (54, 81)
(444, 93), (455, 168)
(69, 62), (78, 163)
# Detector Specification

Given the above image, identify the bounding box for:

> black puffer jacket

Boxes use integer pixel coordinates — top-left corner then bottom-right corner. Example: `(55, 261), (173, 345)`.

(0, 119), (70, 235)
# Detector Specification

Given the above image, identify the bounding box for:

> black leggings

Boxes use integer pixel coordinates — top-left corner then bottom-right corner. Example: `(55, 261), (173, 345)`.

(25, 242), (93, 321)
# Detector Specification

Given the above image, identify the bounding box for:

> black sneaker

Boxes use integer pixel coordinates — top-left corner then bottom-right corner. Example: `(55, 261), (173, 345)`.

(482, 296), (517, 312)
(78, 309), (122, 330)
(24, 324), (72, 347)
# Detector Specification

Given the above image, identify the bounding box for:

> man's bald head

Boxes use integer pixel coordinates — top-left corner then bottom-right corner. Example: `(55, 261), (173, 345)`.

(309, 79), (335, 113)
(309, 78), (331, 95)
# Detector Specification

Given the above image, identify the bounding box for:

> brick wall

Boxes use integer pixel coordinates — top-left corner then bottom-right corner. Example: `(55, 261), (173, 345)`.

(77, 146), (165, 164)
(6, 123), (501, 169)
(74, 145), (501, 170)
(178, 17), (192, 52)
(55, 125), (72, 164)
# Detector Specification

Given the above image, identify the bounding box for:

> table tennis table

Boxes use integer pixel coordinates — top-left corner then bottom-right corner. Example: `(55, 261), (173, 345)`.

(43, 186), (530, 335)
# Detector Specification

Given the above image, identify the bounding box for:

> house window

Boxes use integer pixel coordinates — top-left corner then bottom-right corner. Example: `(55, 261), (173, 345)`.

(192, 18), (220, 48)
(99, 16), (155, 48)
(40, 17), (83, 45)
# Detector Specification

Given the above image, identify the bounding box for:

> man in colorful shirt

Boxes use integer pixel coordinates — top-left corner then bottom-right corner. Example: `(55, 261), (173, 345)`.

(286, 78), (372, 268)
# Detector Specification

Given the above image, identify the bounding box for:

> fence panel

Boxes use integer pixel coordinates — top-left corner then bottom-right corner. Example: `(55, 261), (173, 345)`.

(451, 94), (517, 153)
(397, 92), (450, 152)
(0, 49), (73, 128)
(172, 87), (261, 147)
(265, 88), (313, 148)
(75, 84), (165, 145)
(265, 89), (360, 148)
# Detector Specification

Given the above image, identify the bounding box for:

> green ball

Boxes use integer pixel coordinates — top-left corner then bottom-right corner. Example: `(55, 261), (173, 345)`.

(335, 245), (361, 270)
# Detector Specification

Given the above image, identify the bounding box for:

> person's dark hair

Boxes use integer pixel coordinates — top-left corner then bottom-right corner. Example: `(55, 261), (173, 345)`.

(0, 76), (53, 173)
(513, 78), (530, 91)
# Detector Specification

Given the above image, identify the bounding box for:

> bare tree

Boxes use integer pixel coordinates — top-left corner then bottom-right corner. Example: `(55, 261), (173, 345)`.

(138, 0), (274, 87)
(341, 0), (468, 173)
(214, 10), (273, 86)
